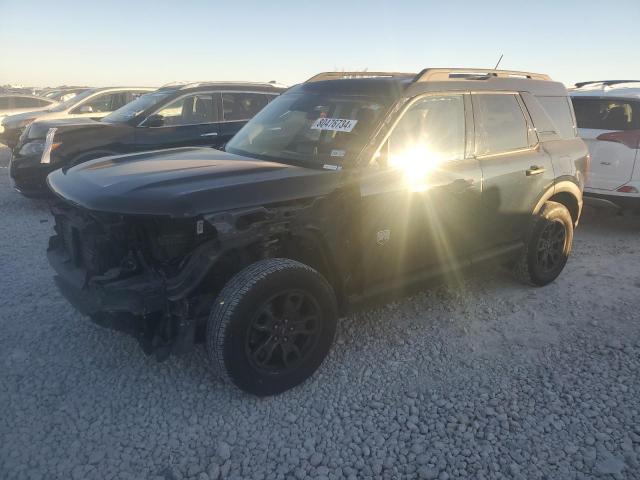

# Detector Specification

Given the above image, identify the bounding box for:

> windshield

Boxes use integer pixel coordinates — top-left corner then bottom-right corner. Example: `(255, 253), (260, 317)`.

(47, 89), (95, 112)
(102, 91), (172, 124)
(225, 92), (390, 167)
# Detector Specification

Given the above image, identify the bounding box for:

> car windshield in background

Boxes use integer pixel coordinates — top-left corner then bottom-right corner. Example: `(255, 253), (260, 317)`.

(225, 92), (389, 167)
(47, 89), (96, 112)
(102, 91), (171, 124)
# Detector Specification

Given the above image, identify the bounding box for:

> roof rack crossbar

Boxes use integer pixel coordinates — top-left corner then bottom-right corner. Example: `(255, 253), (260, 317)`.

(305, 72), (415, 83)
(414, 68), (551, 83)
(159, 81), (282, 90)
(574, 80), (640, 88)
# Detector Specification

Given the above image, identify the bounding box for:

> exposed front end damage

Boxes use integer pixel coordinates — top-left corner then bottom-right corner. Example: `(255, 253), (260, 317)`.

(47, 197), (337, 359)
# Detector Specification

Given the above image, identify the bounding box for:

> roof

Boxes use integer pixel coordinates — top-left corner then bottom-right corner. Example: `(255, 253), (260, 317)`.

(0, 93), (52, 99)
(570, 81), (640, 99)
(157, 81), (287, 93)
(298, 68), (566, 97)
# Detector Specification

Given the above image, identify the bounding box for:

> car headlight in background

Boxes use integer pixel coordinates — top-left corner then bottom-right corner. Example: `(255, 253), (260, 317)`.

(19, 140), (46, 157)
(41, 128), (61, 164)
(0, 116), (5, 134)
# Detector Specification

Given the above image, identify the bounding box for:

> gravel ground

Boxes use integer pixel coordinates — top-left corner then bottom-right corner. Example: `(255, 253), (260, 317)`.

(1, 145), (640, 480)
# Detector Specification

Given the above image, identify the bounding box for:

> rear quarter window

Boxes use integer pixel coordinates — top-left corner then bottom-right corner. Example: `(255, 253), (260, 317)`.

(536, 96), (576, 139)
(571, 98), (640, 131)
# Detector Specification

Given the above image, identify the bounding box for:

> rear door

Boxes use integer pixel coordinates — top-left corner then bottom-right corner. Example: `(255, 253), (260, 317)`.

(571, 97), (639, 191)
(134, 92), (221, 150)
(218, 92), (272, 145)
(472, 92), (555, 248)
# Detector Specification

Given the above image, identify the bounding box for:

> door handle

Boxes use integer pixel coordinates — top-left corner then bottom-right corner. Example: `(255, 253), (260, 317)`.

(201, 132), (218, 137)
(526, 165), (546, 176)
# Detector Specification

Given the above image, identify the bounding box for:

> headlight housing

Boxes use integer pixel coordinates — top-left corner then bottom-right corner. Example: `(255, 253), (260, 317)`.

(18, 140), (45, 157)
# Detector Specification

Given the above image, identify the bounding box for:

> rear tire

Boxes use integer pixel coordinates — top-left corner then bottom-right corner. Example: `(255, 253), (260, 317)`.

(206, 258), (337, 396)
(514, 201), (573, 286)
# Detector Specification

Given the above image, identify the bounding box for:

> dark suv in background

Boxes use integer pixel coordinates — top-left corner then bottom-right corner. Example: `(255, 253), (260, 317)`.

(46, 68), (587, 395)
(10, 82), (284, 195)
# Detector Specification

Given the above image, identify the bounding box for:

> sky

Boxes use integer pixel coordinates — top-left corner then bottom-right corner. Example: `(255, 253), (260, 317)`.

(1, 0), (639, 89)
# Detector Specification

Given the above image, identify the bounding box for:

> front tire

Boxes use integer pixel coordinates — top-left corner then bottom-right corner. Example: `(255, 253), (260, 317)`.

(514, 201), (574, 286)
(206, 258), (338, 396)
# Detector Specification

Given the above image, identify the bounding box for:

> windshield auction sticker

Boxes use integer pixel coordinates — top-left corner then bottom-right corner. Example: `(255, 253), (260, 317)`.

(311, 118), (358, 132)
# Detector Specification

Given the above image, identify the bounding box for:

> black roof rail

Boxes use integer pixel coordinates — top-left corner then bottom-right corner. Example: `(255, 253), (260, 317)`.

(574, 80), (640, 88)
(413, 68), (551, 83)
(305, 72), (415, 83)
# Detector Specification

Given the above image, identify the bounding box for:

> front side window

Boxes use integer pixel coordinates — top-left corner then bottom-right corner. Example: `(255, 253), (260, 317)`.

(0, 98), (10, 108)
(153, 94), (218, 126)
(225, 92), (390, 167)
(75, 92), (127, 114)
(48, 89), (95, 112)
(473, 94), (529, 155)
(572, 98), (639, 131)
(222, 93), (270, 121)
(387, 94), (466, 169)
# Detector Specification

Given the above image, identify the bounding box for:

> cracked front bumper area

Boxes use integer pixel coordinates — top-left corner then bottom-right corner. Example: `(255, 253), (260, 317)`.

(47, 234), (200, 359)
(48, 234), (165, 317)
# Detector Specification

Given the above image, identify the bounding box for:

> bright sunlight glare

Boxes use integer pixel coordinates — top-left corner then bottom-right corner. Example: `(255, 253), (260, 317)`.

(388, 144), (446, 192)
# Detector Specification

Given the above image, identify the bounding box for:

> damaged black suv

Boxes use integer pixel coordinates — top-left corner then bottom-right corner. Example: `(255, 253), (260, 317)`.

(47, 69), (588, 395)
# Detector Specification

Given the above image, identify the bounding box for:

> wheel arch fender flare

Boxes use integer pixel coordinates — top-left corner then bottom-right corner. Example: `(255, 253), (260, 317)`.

(533, 180), (583, 226)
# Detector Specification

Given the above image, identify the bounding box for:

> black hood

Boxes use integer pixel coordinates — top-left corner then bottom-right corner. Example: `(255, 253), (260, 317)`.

(47, 147), (342, 217)
(27, 117), (104, 140)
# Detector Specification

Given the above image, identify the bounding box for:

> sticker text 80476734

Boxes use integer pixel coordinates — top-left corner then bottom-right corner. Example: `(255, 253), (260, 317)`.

(311, 118), (358, 132)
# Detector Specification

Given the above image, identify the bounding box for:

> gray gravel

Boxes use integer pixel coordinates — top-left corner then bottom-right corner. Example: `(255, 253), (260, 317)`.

(1, 145), (640, 480)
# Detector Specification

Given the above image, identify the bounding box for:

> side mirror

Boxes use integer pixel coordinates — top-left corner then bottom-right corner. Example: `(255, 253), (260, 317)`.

(372, 142), (389, 169)
(79, 105), (94, 113)
(144, 114), (164, 128)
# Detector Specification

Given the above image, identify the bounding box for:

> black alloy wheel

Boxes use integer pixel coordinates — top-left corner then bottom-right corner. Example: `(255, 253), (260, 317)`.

(246, 290), (321, 373)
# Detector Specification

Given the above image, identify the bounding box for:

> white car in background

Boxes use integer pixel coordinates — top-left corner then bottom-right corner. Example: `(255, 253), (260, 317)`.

(0, 94), (58, 136)
(570, 81), (640, 210)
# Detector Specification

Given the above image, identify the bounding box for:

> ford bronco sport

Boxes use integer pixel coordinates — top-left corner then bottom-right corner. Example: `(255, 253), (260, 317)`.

(47, 68), (588, 395)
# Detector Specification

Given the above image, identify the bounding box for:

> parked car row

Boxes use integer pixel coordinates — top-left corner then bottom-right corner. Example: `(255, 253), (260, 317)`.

(8, 82), (283, 194)
(37, 68), (590, 395)
(1, 86), (154, 150)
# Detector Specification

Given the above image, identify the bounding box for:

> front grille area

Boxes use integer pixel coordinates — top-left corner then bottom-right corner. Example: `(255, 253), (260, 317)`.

(53, 206), (129, 275)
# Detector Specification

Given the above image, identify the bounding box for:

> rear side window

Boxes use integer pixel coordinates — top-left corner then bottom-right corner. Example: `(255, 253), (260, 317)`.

(537, 96), (576, 139)
(0, 98), (10, 108)
(572, 98), (640, 131)
(222, 93), (270, 121)
(473, 94), (530, 155)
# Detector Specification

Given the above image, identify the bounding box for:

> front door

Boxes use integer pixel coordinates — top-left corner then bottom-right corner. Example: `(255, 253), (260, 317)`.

(572, 97), (640, 191)
(359, 93), (483, 289)
(472, 92), (555, 248)
(135, 92), (221, 150)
